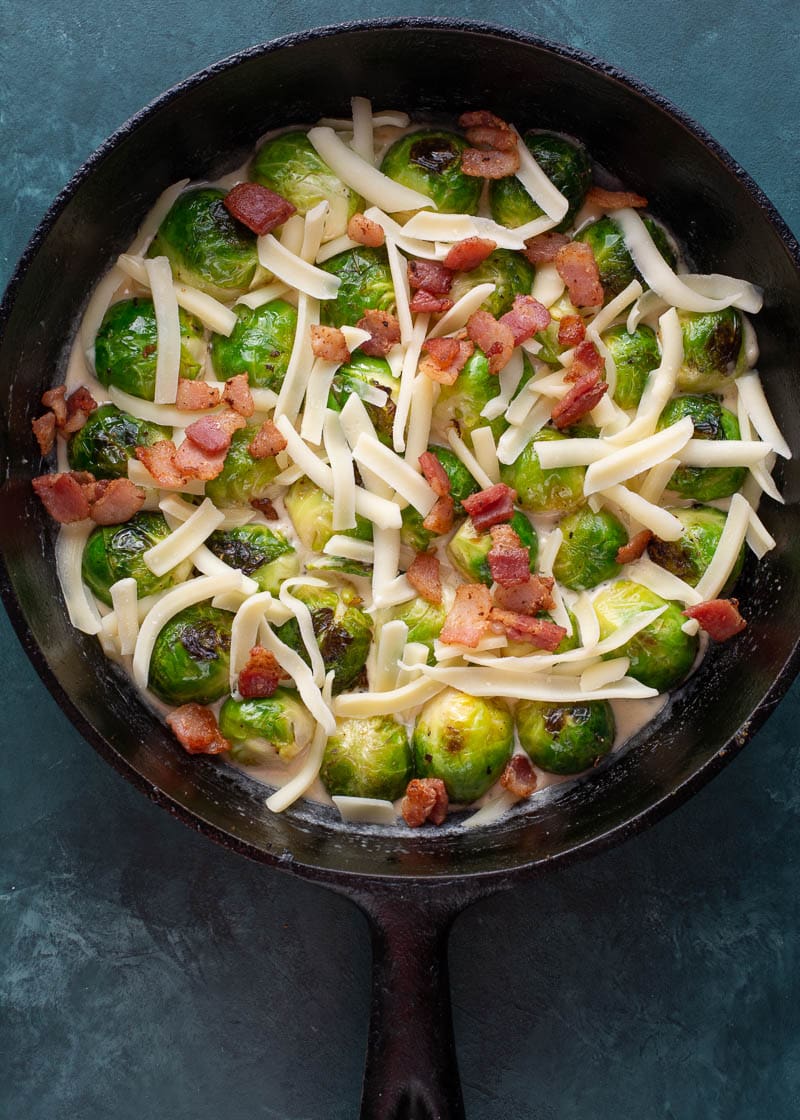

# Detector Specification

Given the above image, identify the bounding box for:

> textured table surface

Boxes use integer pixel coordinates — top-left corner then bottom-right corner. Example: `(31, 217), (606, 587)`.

(2, 4), (800, 1118)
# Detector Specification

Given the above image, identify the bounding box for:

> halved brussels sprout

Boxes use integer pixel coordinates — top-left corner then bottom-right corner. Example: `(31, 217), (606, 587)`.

(320, 247), (395, 328)
(648, 505), (745, 591)
(448, 249), (535, 319)
(218, 688), (314, 766)
(575, 216), (676, 302)
(602, 323), (661, 410)
(274, 582), (373, 694)
(210, 299), (297, 390)
(399, 444), (480, 551)
(499, 428), (585, 514)
(593, 580), (698, 692)
(68, 404), (170, 480)
(148, 188), (264, 299)
(552, 506), (628, 591)
(490, 132), (591, 231)
(94, 298), (205, 402)
(657, 395), (747, 501)
(149, 603), (233, 705)
(447, 511), (538, 586)
(516, 700), (615, 774)
(82, 511), (193, 607)
(207, 525), (299, 594)
(328, 353), (399, 445)
(434, 347), (511, 445)
(380, 596), (447, 661)
(676, 308), (746, 393)
(533, 293), (581, 366)
(320, 716), (413, 800)
(284, 477), (373, 552)
(412, 687), (514, 803)
(380, 129), (481, 216)
(204, 427), (280, 507)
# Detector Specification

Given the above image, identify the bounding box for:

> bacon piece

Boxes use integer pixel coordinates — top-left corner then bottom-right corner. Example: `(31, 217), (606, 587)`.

(61, 386), (98, 434)
(401, 778), (449, 828)
(176, 379), (221, 411)
(347, 212), (385, 248)
(223, 373), (255, 418)
(409, 290), (454, 315)
(248, 418), (287, 459)
(310, 324), (351, 364)
(489, 609), (566, 650)
(250, 497), (279, 520)
(215, 409), (248, 438)
(184, 415), (232, 455)
(523, 231), (570, 264)
(174, 439), (227, 481)
(439, 583), (492, 648)
(418, 451), (451, 497)
(406, 552), (442, 605)
(563, 339), (604, 383)
(356, 309), (402, 357)
(488, 524), (530, 587)
(551, 368), (608, 429)
(555, 242), (604, 308)
(493, 575), (555, 615)
(32, 412), (56, 455)
(586, 185), (648, 211)
(466, 310), (514, 374)
(461, 148), (520, 179)
(166, 703), (230, 755)
(443, 237), (497, 272)
(458, 109), (510, 130)
(462, 483), (517, 532)
(558, 315), (586, 347)
(419, 338), (474, 386)
(407, 259), (453, 295)
(499, 294), (551, 346)
(683, 598), (747, 642)
(135, 440), (186, 488)
(500, 755), (538, 798)
(32, 472), (90, 523)
(616, 529), (653, 566)
(459, 110), (517, 153)
(238, 645), (283, 699)
(422, 494), (454, 535)
(223, 182), (295, 236)
(89, 478), (146, 525)
(41, 386), (67, 427)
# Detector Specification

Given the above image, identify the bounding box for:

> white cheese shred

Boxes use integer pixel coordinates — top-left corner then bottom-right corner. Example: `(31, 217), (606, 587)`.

(695, 493), (752, 600)
(144, 256), (181, 405)
(324, 536), (375, 562)
(257, 234), (340, 300)
(510, 126), (569, 225)
(56, 522), (103, 636)
(404, 375), (436, 467)
(583, 417), (694, 495)
(110, 578), (140, 656)
(145, 497), (224, 577)
(428, 284), (496, 338)
(274, 293), (319, 423)
(392, 313), (430, 452)
(581, 657), (630, 692)
(339, 394), (394, 498)
(416, 664), (657, 702)
(266, 671), (335, 813)
(279, 577), (328, 685)
(385, 238), (413, 342)
(602, 484), (685, 540)
(736, 371), (792, 459)
(374, 620), (409, 691)
(333, 796), (397, 825)
(353, 433), (436, 515)
(470, 427), (501, 484)
(332, 676), (444, 717)
(323, 409), (357, 531)
(307, 126), (435, 213)
(445, 428), (494, 489)
(300, 358), (341, 446)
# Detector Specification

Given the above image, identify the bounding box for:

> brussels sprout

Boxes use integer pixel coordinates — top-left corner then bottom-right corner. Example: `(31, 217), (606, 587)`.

(490, 132), (591, 231)
(676, 308), (746, 393)
(552, 506), (628, 591)
(648, 505), (745, 591)
(94, 298), (205, 402)
(251, 130), (362, 238)
(657, 395), (747, 501)
(209, 299), (297, 390)
(447, 511), (538, 586)
(204, 427), (280, 507)
(68, 404), (169, 480)
(380, 129), (481, 216)
(218, 688), (314, 766)
(602, 323), (661, 410)
(516, 700), (615, 775)
(274, 582), (373, 693)
(307, 556), (373, 579)
(148, 188), (264, 300)
(284, 477), (373, 552)
(328, 353), (399, 445)
(434, 347), (511, 445)
(500, 428), (586, 514)
(82, 512), (193, 607)
(149, 603), (233, 705)
(320, 247), (395, 329)
(413, 687), (514, 803)
(533, 294), (582, 366)
(320, 716), (413, 800)
(399, 445), (480, 551)
(381, 596), (447, 660)
(576, 216), (676, 302)
(448, 249), (535, 319)
(593, 581), (698, 692)
(207, 525), (299, 594)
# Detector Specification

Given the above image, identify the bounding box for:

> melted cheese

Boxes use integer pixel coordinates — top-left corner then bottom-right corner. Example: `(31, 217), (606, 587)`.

(323, 409), (357, 531)
(257, 234), (340, 300)
(56, 522), (103, 635)
(144, 256), (181, 404)
(144, 497), (224, 576)
(307, 126), (434, 213)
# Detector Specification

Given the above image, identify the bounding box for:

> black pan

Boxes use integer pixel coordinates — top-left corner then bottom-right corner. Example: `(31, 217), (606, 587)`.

(2, 19), (800, 1119)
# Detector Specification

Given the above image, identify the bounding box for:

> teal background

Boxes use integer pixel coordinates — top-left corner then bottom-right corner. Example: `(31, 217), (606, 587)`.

(2, 4), (800, 1117)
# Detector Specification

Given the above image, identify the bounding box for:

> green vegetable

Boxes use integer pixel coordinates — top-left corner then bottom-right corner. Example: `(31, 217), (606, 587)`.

(204, 427), (280, 506)
(602, 323), (661, 410)
(434, 346), (511, 446)
(448, 249), (535, 319)
(274, 582), (373, 694)
(68, 404), (169, 480)
(380, 597), (447, 661)
(82, 512), (193, 606)
(210, 299), (297, 390)
(552, 506), (628, 591)
(94, 298), (205, 401)
(447, 511), (538, 586)
(676, 308), (746, 392)
(206, 525), (298, 594)
(320, 247), (395, 328)
(576, 216), (676, 302)
(380, 129), (481, 216)
(533, 294), (582, 366)
(648, 505), (745, 591)
(148, 603), (233, 705)
(284, 477), (373, 552)
(500, 428), (585, 513)
(490, 132), (591, 231)
(399, 445), (479, 551)
(516, 700), (615, 774)
(219, 689), (315, 766)
(320, 716), (413, 800)
(328, 353), (399, 445)
(657, 395), (747, 500)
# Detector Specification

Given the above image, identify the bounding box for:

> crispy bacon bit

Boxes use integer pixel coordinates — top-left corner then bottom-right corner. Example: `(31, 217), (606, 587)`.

(419, 338), (474, 386)
(564, 339), (604, 383)
(174, 439), (227, 481)
(523, 231), (570, 264)
(348, 213), (385, 247)
(61, 386), (98, 434)
(407, 259), (453, 295)
(176, 379), (221, 411)
(223, 182), (296, 236)
(459, 110), (517, 153)
(466, 309), (514, 374)
(586, 185), (648, 211)
(555, 241), (604, 308)
(558, 315), (586, 347)
(499, 294), (551, 346)
(251, 497), (279, 519)
(422, 494), (455, 535)
(493, 574), (555, 615)
(216, 409), (248, 437)
(135, 440), (186, 488)
(418, 450), (451, 497)
(443, 237), (497, 272)
(406, 552), (442, 605)
(461, 147), (520, 179)
(41, 386), (67, 427)
(185, 415), (232, 455)
(489, 609), (566, 650)
(32, 472), (91, 523)
(488, 524), (530, 587)
(89, 478), (146, 525)
(32, 412), (56, 455)
(222, 373), (255, 418)
(462, 483), (517, 532)
(458, 109), (511, 130)
(500, 755), (538, 798)
(356, 309), (402, 357)
(551, 368), (608, 428)
(248, 418), (287, 459)
(409, 290), (454, 315)
(310, 324), (351, 364)
(166, 703), (230, 755)
(616, 529), (653, 566)
(401, 778), (449, 828)
(440, 583), (493, 648)
(683, 598), (747, 642)
(238, 645), (283, 699)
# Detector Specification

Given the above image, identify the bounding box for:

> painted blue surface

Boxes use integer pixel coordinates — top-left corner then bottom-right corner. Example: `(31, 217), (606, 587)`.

(2, 4), (800, 1117)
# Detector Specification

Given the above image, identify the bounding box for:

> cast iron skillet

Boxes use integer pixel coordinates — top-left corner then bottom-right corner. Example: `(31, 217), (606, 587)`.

(2, 19), (800, 1118)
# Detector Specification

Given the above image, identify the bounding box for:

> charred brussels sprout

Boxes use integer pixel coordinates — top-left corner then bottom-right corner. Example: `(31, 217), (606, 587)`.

(204, 428), (280, 506)
(94, 298), (205, 402)
(648, 505), (745, 591)
(448, 249), (535, 319)
(435, 347), (510, 445)
(516, 700), (615, 774)
(552, 507), (628, 591)
(381, 596), (446, 660)
(657, 395), (747, 501)
(500, 428), (585, 514)
(285, 477), (373, 552)
(274, 583), (373, 694)
(576, 216), (676, 302)
(218, 689), (314, 766)
(676, 308), (746, 392)
(447, 511), (538, 586)
(148, 188), (264, 299)
(602, 323), (661, 410)
(210, 299), (297, 390)
(593, 581), (698, 692)
(320, 247), (395, 328)
(380, 129), (481, 216)
(490, 132), (591, 231)
(413, 688), (514, 803)
(320, 716), (413, 800)
(206, 525), (298, 594)
(82, 512), (193, 606)
(328, 353), (399, 444)
(399, 444), (479, 551)
(68, 404), (169, 479)
(149, 603), (233, 705)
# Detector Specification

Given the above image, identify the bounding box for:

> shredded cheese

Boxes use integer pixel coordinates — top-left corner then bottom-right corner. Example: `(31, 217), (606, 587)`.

(584, 417), (694, 495)
(496, 397), (551, 466)
(371, 526), (402, 607)
(638, 458), (680, 504)
(374, 620), (409, 691)
(462, 789), (519, 830)
(339, 394), (394, 498)
(324, 536), (375, 563)
(403, 375), (436, 467)
(56, 522), (103, 635)
(274, 293), (319, 423)
(350, 96), (375, 163)
(145, 497), (224, 576)
(608, 307), (683, 445)
(695, 493), (752, 600)
(530, 263), (565, 307)
(279, 577), (328, 685)
(532, 437), (610, 469)
(307, 126), (434, 213)
(300, 358), (341, 446)
(385, 237), (412, 342)
(572, 592), (600, 651)
(323, 409), (357, 531)
(144, 256), (181, 404)
(428, 283), (496, 338)
(395, 642), (430, 688)
(746, 507), (777, 559)
(236, 281), (291, 310)
(127, 458), (206, 497)
(581, 657), (631, 692)
(445, 427), (494, 488)
(266, 671), (335, 813)
(353, 433), (435, 515)
(316, 235), (361, 263)
(416, 664), (658, 701)
(470, 427), (501, 484)
(333, 676), (444, 716)
(482, 348), (525, 421)
(510, 126), (569, 225)
(676, 439), (770, 468)
(736, 371), (791, 459)
(392, 313), (430, 452)
(623, 556), (703, 606)
(109, 578), (139, 656)
(332, 796), (397, 825)
(257, 234), (340, 300)
(602, 484), (685, 540)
